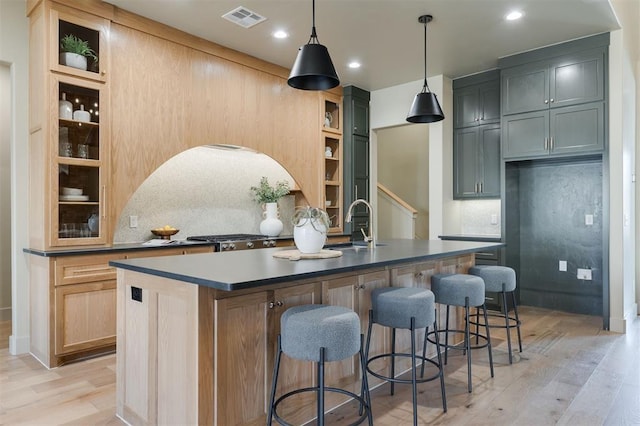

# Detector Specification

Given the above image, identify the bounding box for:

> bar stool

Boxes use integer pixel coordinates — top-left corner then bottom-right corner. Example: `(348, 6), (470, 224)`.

(365, 287), (446, 426)
(428, 273), (494, 393)
(469, 265), (522, 364)
(268, 304), (372, 426)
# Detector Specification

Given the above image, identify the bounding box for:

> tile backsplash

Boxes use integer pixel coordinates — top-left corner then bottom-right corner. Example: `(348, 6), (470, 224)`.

(113, 145), (297, 243)
(460, 199), (501, 235)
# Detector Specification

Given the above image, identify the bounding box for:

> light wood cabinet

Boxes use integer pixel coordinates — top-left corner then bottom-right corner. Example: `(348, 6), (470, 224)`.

(322, 94), (344, 233)
(214, 282), (321, 425)
(29, 1), (111, 249)
(29, 246), (212, 368)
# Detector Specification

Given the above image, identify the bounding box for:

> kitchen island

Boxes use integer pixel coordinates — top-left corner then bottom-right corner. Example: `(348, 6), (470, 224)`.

(111, 239), (503, 425)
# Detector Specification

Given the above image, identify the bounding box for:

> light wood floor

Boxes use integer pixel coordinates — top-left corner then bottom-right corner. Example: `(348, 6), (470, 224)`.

(1, 306), (639, 425)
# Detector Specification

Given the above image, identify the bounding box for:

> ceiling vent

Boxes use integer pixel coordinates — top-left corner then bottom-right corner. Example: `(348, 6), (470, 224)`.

(222, 6), (267, 28)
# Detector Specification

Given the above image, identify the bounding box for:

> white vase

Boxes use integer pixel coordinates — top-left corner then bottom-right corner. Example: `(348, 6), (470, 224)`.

(293, 217), (327, 254)
(260, 202), (283, 237)
(60, 52), (87, 71)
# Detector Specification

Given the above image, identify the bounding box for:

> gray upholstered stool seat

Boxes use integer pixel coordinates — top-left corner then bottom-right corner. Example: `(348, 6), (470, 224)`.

(281, 304), (360, 362)
(468, 265), (522, 364)
(428, 273), (494, 393)
(268, 304), (372, 426)
(365, 287), (446, 426)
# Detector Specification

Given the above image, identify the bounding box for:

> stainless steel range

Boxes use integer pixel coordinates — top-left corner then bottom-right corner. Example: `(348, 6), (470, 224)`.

(186, 233), (277, 251)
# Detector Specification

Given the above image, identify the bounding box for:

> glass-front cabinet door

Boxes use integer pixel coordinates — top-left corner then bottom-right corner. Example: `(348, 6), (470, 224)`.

(52, 74), (108, 246)
(49, 4), (109, 82)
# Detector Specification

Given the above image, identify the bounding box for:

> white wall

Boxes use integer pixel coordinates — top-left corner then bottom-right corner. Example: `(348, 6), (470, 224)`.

(0, 64), (11, 321)
(370, 76), (456, 239)
(376, 124), (429, 238)
(0, 0), (30, 353)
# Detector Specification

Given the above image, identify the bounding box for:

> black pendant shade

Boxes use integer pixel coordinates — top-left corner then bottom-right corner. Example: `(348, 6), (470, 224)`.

(406, 14), (445, 123)
(288, 0), (339, 90)
(407, 91), (445, 123)
(288, 43), (339, 90)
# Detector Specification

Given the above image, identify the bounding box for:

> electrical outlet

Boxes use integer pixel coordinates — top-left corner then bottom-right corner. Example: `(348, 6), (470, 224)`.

(129, 215), (138, 228)
(585, 214), (594, 225)
(559, 260), (567, 271)
(490, 214), (498, 225)
(131, 286), (143, 302)
(577, 268), (592, 280)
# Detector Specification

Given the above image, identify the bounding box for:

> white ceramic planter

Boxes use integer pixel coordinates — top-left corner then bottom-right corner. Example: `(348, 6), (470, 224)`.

(293, 218), (327, 253)
(260, 202), (283, 237)
(60, 52), (87, 71)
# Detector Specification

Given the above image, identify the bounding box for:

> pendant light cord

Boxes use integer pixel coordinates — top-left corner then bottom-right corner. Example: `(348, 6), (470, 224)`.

(422, 19), (430, 93)
(309, 0), (318, 43)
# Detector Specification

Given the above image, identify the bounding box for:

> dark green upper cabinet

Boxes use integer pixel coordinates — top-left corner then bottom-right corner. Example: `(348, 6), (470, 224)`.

(343, 86), (370, 240)
(502, 48), (605, 115)
(454, 124), (501, 199)
(453, 70), (501, 199)
(454, 77), (500, 128)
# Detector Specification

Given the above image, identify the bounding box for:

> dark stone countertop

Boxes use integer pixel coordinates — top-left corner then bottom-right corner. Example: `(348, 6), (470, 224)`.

(22, 239), (215, 257)
(109, 239), (504, 292)
(438, 234), (502, 243)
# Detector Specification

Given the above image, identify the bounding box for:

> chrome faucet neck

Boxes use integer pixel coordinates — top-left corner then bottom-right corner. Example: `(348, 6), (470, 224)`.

(345, 199), (375, 249)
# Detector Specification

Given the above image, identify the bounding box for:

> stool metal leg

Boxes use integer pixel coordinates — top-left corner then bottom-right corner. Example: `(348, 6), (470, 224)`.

(482, 303), (495, 378)
(464, 297), (472, 393)
(432, 320), (447, 413)
(358, 334), (374, 425)
(444, 305), (450, 365)
(390, 328), (397, 395)
(409, 318), (418, 426)
(318, 347), (325, 426)
(512, 291), (523, 353)
(502, 283), (513, 364)
(420, 326), (428, 378)
(268, 335), (283, 426)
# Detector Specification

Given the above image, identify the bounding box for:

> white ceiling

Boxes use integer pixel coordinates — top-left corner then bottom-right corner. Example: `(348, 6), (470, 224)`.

(105, 0), (620, 91)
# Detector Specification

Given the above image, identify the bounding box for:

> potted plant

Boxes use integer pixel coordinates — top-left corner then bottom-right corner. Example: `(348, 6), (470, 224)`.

(292, 206), (331, 253)
(60, 34), (98, 71)
(250, 177), (290, 237)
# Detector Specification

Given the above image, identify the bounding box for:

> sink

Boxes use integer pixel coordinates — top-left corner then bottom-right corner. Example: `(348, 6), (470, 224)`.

(325, 242), (386, 251)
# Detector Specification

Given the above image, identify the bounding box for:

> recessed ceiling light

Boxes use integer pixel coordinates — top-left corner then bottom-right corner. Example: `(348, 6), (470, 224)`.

(505, 11), (523, 21)
(273, 30), (288, 39)
(348, 61), (361, 69)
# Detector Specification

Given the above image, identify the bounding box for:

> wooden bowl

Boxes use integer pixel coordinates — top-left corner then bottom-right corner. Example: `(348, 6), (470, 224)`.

(151, 229), (179, 239)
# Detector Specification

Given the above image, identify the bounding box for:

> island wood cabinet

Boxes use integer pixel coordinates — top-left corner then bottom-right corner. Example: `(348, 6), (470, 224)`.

(116, 253), (476, 425)
(29, 1), (112, 249)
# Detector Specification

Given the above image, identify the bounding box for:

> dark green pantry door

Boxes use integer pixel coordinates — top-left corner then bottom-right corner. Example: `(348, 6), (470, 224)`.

(479, 125), (501, 197)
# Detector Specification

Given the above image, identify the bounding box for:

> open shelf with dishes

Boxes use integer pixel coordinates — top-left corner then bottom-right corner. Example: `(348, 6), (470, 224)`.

(323, 132), (342, 232)
(52, 75), (108, 246)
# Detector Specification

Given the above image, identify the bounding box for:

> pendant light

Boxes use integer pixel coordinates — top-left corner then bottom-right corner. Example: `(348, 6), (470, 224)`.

(406, 15), (445, 123)
(288, 0), (339, 90)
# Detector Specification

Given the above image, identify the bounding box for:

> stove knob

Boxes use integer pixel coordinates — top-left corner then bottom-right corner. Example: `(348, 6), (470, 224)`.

(269, 240), (277, 247)
(221, 243), (229, 251)
(246, 241), (254, 249)
(229, 243), (236, 250)
(263, 240), (270, 247)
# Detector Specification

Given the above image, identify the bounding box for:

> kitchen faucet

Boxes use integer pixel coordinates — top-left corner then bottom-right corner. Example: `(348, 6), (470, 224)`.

(345, 199), (376, 249)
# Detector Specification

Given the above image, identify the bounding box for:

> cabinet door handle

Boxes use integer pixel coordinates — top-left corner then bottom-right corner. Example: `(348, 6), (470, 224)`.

(544, 99), (549, 104)
(354, 185), (358, 198)
(480, 182), (483, 193)
(550, 98), (554, 103)
(550, 137), (554, 150)
(269, 302), (275, 309)
(101, 185), (106, 220)
(544, 137), (548, 150)
(276, 301), (284, 307)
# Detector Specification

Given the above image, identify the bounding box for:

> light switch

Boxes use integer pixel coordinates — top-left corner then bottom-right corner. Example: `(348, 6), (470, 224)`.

(585, 214), (593, 226)
(129, 215), (138, 228)
(559, 260), (567, 272)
